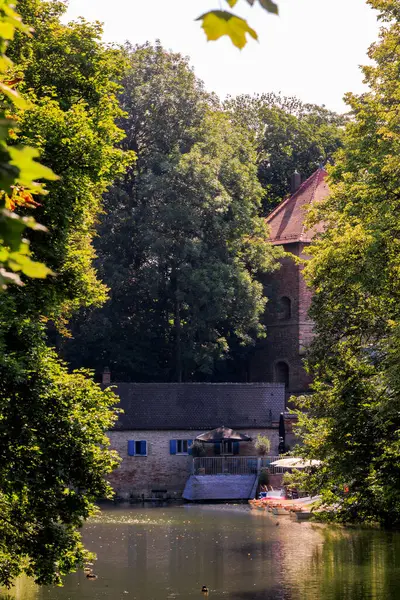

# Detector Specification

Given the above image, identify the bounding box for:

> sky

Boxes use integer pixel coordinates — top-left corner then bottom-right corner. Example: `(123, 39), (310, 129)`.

(64, 0), (380, 114)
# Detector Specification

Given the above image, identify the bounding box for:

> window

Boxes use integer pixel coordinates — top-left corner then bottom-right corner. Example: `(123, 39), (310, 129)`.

(127, 440), (147, 456)
(278, 296), (291, 320)
(223, 440), (233, 455)
(170, 439), (193, 455)
(214, 441), (240, 455)
(177, 440), (188, 454)
(275, 361), (289, 387)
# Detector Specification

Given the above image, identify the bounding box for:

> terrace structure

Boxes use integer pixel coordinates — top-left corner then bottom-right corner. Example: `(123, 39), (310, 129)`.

(105, 381), (285, 500)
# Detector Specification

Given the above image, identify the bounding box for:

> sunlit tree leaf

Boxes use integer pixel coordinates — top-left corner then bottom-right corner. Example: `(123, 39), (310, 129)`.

(8, 146), (59, 192)
(0, 82), (28, 108)
(7, 250), (53, 278)
(197, 10), (258, 49)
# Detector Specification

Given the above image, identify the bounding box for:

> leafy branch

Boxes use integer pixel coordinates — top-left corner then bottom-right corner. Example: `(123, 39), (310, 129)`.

(197, 0), (279, 49)
(0, 0), (57, 289)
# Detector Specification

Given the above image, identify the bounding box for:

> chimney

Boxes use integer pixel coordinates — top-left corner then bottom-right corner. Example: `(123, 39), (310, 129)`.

(102, 367), (111, 386)
(290, 170), (301, 194)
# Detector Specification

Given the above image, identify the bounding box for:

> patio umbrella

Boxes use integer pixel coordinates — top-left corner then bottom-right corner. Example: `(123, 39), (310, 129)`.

(270, 457), (321, 469)
(195, 426), (252, 443)
(279, 413), (285, 440)
(278, 413), (286, 453)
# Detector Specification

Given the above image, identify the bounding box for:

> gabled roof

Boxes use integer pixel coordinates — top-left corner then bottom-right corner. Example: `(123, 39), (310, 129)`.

(111, 382), (285, 431)
(266, 168), (329, 245)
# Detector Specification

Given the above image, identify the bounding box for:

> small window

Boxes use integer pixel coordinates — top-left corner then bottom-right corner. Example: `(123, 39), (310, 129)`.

(216, 441), (240, 455)
(127, 440), (147, 456)
(177, 440), (188, 454)
(223, 440), (233, 455)
(278, 296), (291, 320)
(170, 439), (193, 455)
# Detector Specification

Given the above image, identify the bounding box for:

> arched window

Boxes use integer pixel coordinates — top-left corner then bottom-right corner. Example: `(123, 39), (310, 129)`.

(275, 361), (289, 387)
(278, 296), (291, 320)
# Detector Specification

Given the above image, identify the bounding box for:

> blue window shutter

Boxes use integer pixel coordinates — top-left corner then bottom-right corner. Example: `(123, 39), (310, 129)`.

(128, 440), (135, 456)
(214, 442), (221, 456)
(140, 441), (147, 456)
(233, 441), (240, 455)
(188, 440), (193, 455)
(170, 439), (177, 455)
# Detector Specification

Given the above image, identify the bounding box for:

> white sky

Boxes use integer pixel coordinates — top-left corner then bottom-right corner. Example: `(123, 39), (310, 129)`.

(64, 0), (380, 114)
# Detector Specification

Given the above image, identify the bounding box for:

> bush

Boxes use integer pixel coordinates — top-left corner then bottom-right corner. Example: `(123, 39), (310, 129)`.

(254, 434), (271, 456)
(258, 469), (269, 487)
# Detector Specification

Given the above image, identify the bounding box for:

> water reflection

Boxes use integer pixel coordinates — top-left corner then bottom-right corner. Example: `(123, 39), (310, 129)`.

(2, 505), (400, 600)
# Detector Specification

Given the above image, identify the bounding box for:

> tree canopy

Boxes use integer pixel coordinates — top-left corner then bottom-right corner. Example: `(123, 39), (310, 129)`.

(292, 0), (400, 527)
(0, 0), (58, 289)
(64, 43), (283, 383)
(0, 0), (130, 585)
(225, 93), (345, 210)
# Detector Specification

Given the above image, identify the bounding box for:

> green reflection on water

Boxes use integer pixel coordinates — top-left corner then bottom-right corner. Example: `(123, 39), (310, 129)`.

(2, 505), (400, 600)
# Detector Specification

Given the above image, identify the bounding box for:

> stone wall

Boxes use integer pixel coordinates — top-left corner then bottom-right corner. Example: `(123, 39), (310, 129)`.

(107, 427), (279, 499)
(250, 242), (313, 396)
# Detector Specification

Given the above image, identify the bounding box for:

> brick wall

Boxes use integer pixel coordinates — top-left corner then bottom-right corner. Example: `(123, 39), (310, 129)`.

(298, 242), (315, 356)
(250, 241), (313, 396)
(107, 427), (279, 499)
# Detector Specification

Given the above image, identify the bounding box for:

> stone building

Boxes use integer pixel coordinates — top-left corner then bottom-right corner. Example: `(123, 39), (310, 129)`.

(250, 167), (330, 397)
(107, 382), (285, 499)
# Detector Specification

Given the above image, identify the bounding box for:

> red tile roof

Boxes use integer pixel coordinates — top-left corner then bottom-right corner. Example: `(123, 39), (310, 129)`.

(266, 168), (329, 245)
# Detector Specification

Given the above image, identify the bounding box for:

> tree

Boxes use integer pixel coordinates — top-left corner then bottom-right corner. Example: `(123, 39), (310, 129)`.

(0, 0), (58, 289)
(0, 342), (120, 587)
(225, 93), (345, 210)
(292, 0), (400, 527)
(0, 0), (131, 585)
(7, 0), (130, 322)
(64, 44), (283, 382)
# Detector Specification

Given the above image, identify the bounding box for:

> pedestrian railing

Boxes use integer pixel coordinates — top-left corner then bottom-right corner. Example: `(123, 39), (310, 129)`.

(260, 456), (287, 474)
(192, 456), (283, 476)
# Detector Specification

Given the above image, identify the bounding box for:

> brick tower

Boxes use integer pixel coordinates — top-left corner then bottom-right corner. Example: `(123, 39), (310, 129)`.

(249, 167), (330, 398)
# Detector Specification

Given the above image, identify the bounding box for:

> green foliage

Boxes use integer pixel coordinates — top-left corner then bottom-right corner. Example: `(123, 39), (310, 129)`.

(225, 93), (345, 210)
(6, 0), (131, 322)
(258, 469), (269, 486)
(0, 0), (57, 289)
(198, 0), (279, 48)
(254, 434), (271, 456)
(0, 0), (131, 586)
(0, 330), (120, 587)
(64, 43), (283, 382)
(292, 0), (400, 527)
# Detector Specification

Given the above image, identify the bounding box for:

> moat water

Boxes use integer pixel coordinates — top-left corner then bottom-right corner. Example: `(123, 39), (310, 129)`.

(4, 504), (400, 600)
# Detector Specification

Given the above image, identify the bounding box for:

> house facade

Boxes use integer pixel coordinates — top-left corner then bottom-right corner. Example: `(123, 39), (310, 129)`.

(250, 167), (330, 397)
(107, 382), (285, 499)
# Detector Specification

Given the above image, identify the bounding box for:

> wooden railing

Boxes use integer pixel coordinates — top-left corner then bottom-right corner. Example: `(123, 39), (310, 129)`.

(192, 455), (283, 476)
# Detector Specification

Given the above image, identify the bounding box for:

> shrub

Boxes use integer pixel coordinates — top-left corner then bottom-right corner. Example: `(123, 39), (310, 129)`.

(254, 434), (271, 456)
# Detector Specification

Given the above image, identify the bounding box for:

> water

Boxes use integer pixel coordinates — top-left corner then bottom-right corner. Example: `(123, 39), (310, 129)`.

(5, 504), (400, 600)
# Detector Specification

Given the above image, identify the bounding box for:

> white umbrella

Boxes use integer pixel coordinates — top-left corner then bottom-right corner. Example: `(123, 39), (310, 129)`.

(270, 457), (321, 469)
